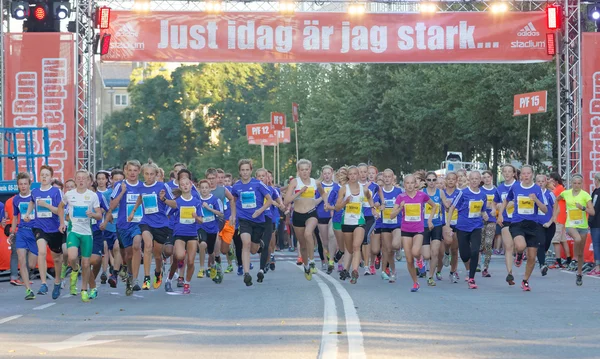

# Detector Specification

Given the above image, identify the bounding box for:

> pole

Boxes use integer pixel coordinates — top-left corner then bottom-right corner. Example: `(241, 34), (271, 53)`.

(526, 113), (531, 165)
(261, 143), (265, 168)
(273, 143), (276, 182)
(294, 121), (299, 161)
(277, 139), (280, 185)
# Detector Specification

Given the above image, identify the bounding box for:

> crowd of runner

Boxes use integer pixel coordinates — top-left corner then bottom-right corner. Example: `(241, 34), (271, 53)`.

(5, 159), (600, 301)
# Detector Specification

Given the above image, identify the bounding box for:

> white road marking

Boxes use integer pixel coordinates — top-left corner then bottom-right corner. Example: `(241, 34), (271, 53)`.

(289, 262), (338, 359)
(33, 303), (56, 310)
(0, 315), (23, 324)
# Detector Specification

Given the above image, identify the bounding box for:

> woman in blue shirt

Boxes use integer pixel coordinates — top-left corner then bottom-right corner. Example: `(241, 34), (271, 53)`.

(535, 174), (555, 277)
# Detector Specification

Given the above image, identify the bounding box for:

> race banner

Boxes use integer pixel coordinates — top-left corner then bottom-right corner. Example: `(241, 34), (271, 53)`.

(103, 11), (552, 63)
(3, 33), (76, 182)
(582, 33), (600, 193)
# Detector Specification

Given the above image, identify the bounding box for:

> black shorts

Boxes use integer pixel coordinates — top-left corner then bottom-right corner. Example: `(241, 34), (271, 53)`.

(175, 235), (198, 243)
(239, 219), (265, 244)
(33, 229), (63, 254)
(450, 225), (457, 233)
(374, 227), (382, 234)
(92, 230), (105, 256)
(292, 209), (318, 228)
(140, 224), (173, 246)
(342, 224), (364, 233)
(380, 227), (397, 234)
(318, 217), (331, 225)
(401, 231), (423, 238)
(497, 222), (512, 232)
(509, 220), (542, 248)
(197, 228), (218, 254)
(423, 225), (443, 245)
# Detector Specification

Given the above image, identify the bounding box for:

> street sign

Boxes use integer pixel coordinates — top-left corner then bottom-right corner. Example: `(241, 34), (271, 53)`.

(292, 103), (299, 123)
(271, 112), (286, 131)
(246, 123), (273, 143)
(263, 127), (291, 146)
(513, 90), (547, 116)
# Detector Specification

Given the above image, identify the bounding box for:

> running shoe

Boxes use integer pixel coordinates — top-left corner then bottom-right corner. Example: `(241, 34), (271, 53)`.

(177, 277), (184, 287)
(126, 275), (133, 296)
(25, 288), (35, 300)
(359, 260), (365, 268)
(225, 264), (234, 273)
(244, 273), (253, 286)
(270, 254), (276, 271)
(237, 265), (243, 276)
(321, 262), (327, 270)
(568, 260), (578, 272)
(257, 270), (265, 283)
(165, 280), (173, 292)
(385, 267), (391, 276)
(541, 265), (549, 277)
(89, 288), (98, 299)
(515, 253), (523, 268)
(476, 266), (481, 273)
(209, 266), (218, 280)
(197, 269), (205, 279)
(481, 269), (491, 278)
(369, 265), (376, 276)
(304, 267), (312, 281)
(153, 273), (162, 289)
(443, 253), (450, 267)
(296, 257), (303, 265)
(81, 290), (90, 302)
(100, 272), (108, 284)
(309, 261), (317, 274)
(381, 271), (389, 281)
(183, 284), (191, 294)
(587, 269), (600, 276)
(375, 255), (381, 270)
(364, 267), (371, 276)
(410, 282), (420, 292)
(350, 270), (359, 284)
(228, 247), (236, 261)
(52, 283), (61, 300)
(389, 273), (396, 283)
(69, 271), (78, 295)
(451, 272), (459, 284)
(119, 266), (128, 282)
(468, 278), (478, 289)
(435, 272), (442, 281)
(427, 277), (436, 287)
(38, 283), (48, 295)
(339, 269), (349, 281)
(506, 273), (515, 286)
(416, 259), (425, 275)
(327, 260), (334, 274)
(576, 274), (583, 286)
(60, 263), (69, 279)
(521, 280), (531, 291)
(142, 277), (151, 290)
(133, 279), (141, 291)
(10, 279), (24, 286)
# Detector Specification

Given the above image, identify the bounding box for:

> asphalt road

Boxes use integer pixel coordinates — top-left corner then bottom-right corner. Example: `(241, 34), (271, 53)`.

(1, 253), (600, 359)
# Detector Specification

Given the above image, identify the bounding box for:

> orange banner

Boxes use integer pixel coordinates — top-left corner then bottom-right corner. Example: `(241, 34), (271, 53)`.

(3, 33), (76, 182)
(103, 11), (552, 63)
(513, 90), (547, 116)
(582, 33), (600, 194)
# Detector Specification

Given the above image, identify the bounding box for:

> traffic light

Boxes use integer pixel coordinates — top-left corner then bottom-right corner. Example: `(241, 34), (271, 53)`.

(13, 0), (71, 32)
(10, 1), (30, 20)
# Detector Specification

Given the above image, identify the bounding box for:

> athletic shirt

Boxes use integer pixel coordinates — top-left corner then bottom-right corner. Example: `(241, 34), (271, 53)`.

(31, 186), (63, 233)
(172, 195), (202, 237)
(342, 184), (366, 226)
(138, 181), (174, 229)
(295, 177), (317, 201)
(444, 188), (460, 226)
(590, 188), (600, 229)
(360, 182), (380, 217)
(494, 180), (517, 221)
(328, 183), (343, 223)
(375, 186), (403, 229)
(506, 182), (546, 224)
(111, 180), (143, 230)
(63, 189), (100, 236)
(553, 184), (567, 225)
(316, 181), (335, 219)
(269, 187), (281, 220)
(97, 189), (116, 232)
(538, 189), (556, 225)
(223, 185), (233, 220)
(198, 194), (223, 234)
(92, 192), (109, 233)
(396, 191), (430, 233)
(13, 193), (35, 229)
(231, 178), (271, 223)
(452, 187), (487, 232)
(561, 189), (592, 229)
(480, 185), (497, 223)
(423, 188), (443, 228)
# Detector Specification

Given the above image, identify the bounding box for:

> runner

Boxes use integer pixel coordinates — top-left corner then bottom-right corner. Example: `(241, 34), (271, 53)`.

(9, 173), (38, 300)
(497, 165), (547, 291)
(390, 174), (437, 292)
(254, 169), (282, 282)
(266, 170), (283, 271)
(99, 169), (124, 287)
(207, 168), (236, 279)
(422, 171), (447, 286)
(480, 170), (497, 277)
(88, 172), (112, 298)
(494, 164), (519, 285)
(376, 169), (403, 283)
(536, 174), (556, 276)
(552, 174), (594, 286)
(221, 172), (237, 273)
(196, 179), (225, 283)
(442, 172), (461, 283)
(548, 172), (571, 269)
(334, 166), (379, 284)
(230, 159), (271, 286)
(357, 164), (383, 276)
(316, 165), (336, 274)
(58, 170), (102, 302)
(329, 167), (347, 272)
(284, 159), (327, 279)
(24, 165), (64, 297)
(589, 172), (600, 276)
(446, 171), (489, 289)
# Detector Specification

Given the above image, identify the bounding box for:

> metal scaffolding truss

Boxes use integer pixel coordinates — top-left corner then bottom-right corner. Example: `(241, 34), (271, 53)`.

(0, 0), (581, 178)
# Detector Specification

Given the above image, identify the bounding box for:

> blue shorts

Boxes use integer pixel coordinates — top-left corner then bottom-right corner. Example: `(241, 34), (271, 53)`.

(103, 230), (118, 250)
(117, 225), (141, 249)
(15, 227), (38, 256)
(92, 230), (105, 256)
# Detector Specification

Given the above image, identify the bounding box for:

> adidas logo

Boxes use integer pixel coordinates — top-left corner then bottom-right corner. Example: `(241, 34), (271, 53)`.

(517, 22), (540, 37)
(115, 22), (139, 38)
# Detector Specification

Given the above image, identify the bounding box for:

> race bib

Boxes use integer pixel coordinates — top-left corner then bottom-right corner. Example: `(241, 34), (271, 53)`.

(468, 200), (483, 218)
(142, 194), (159, 215)
(486, 195), (494, 210)
(382, 208), (397, 224)
(112, 207), (119, 219)
(241, 191), (257, 209)
(446, 210), (458, 225)
(568, 209), (584, 226)
(72, 205), (88, 220)
(36, 198), (52, 218)
(324, 187), (332, 195)
(517, 196), (534, 215)
(300, 187), (315, 199)
(202, 204), (215, 223)
(179, 206), (196, 224)
(404, 203), (421, 222)
(424, 203), (438, 220)
(19, 202), (35, 220)
(344, 202), (362, 225)
(126, 203), (143, 222)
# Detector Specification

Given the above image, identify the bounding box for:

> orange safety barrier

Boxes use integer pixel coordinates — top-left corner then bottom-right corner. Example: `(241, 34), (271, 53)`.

(560, 233), (595, 263)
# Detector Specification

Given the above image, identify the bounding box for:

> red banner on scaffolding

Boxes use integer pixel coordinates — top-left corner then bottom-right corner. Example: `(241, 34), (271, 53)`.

(582, 33), (600, 193)
(102, 11), (552, 63)
(3, 33), (76, 182)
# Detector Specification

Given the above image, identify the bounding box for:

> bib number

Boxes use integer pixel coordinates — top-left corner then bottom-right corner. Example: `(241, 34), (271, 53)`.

(36, 198), (52, 218)
(517, 196), (534, 215)
(142, 194), (159, 215)
(404, 203), (421, 222)
(241, 191), (257, 209)
(568, 209), (584, 226)
(180, 206), (196, 224)
(344, 202), (361, 225)
(468, 200), (483, 218)
(126, 204), (143, 222)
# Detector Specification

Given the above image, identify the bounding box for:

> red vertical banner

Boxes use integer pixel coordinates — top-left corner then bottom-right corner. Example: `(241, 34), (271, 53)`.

(271, 112), (286, 131)
(581, 33), (600, 193)
(3, 33), (76, 182)
(292, 102), (299, 123)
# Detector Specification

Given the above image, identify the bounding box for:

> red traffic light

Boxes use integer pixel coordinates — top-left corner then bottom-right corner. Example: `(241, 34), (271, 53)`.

(96, 7), (111, 29)
(34, 5), (47, 20)
(100, 33), (111, 55)
(546, 5), (562, 30)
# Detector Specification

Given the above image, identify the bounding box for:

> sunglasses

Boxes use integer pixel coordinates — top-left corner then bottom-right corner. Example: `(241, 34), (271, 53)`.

(426, 178), (437, 182)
